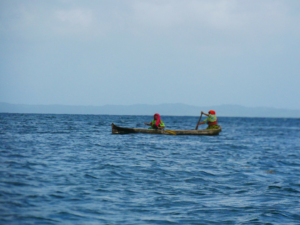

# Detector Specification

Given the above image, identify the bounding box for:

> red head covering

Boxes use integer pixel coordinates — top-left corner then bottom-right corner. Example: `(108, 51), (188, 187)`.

(153, 113), (161, 127)
(208, 110), (216, 115)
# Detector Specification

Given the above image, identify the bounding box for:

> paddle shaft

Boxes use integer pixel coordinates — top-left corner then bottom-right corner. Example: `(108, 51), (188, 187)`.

(195, 113), (203, 130)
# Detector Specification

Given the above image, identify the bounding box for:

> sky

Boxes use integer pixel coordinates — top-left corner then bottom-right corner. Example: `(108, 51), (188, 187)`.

(0, 0), (300, 109)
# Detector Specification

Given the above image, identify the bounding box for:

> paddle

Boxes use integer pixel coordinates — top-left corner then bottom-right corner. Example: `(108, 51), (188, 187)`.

(195, 112), (203, 130)
(164, 130), (176, 135)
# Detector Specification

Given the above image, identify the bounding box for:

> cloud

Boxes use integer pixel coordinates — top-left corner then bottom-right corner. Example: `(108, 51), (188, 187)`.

(53, 8), (95, 35)
(1, 0), (299, 39)
(129, 0), (294, 33)
(1, 0), (299, 49)
(55, 9), (92, 26)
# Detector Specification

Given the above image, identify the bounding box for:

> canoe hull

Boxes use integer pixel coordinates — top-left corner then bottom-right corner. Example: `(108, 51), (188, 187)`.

(111, 123), (221, 135)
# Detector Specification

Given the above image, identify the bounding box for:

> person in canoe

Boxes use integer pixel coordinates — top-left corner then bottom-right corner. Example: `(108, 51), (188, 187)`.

(145, 113), (165, 129)
(197, 110), (219, 129)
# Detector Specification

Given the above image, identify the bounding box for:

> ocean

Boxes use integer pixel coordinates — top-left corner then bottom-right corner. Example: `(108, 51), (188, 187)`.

(0, 113), (300, 224)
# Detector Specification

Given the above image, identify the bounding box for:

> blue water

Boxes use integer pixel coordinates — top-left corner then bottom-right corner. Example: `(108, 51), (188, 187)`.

(0, 114), (300, 224)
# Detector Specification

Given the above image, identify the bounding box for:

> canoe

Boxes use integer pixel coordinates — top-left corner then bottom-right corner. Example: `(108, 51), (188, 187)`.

(111, 123), (221, 135)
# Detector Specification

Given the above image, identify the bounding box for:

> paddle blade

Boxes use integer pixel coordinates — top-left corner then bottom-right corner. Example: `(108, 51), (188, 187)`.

(165, 130), (176, 135)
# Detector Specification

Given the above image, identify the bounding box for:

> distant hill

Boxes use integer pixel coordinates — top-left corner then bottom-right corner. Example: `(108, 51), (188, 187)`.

(0, 102), (300, 118)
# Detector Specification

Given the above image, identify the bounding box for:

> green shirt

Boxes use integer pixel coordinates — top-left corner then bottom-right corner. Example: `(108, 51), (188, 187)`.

(203, 114), (217, 124)
(151, 120), (165, 128)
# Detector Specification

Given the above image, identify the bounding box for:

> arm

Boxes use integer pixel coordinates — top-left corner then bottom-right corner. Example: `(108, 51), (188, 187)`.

(158, 120), (165, 129)
(150, 124), (164, 129)
(197, 121), (206, 126)
(201, 111), (209, 117)
(197, 112), (208, 126)
(144, 122), (151, 125)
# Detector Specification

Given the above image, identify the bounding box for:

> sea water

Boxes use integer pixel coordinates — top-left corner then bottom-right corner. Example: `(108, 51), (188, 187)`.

(0, 113), (300, 224)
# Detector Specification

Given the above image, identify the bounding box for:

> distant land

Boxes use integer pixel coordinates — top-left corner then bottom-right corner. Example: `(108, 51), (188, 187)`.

(1, 102), (300, 118)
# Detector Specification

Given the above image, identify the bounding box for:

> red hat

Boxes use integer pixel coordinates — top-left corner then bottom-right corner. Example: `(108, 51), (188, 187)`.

(208, 110), (216, 115)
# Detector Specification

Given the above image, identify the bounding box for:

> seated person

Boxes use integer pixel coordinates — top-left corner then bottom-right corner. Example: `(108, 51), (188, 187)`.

(197, 110), (219, 129)
(145, 113), (165, 129)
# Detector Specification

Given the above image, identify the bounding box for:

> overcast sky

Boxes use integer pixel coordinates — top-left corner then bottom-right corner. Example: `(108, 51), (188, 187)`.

(0, 0), (299, 109)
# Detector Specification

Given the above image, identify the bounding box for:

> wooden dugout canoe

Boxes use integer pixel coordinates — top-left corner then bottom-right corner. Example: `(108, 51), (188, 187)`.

(111, 123), (222, 135)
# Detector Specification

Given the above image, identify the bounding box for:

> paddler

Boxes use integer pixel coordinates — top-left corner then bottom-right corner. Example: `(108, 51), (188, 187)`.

(197, 110), (219, 129)
(145, 113), (165, 129)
